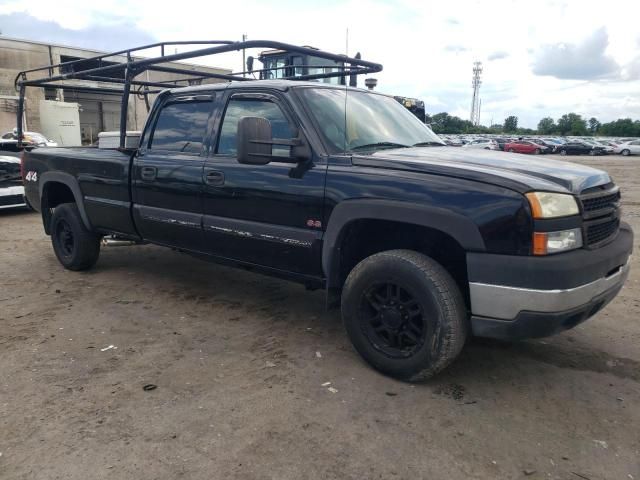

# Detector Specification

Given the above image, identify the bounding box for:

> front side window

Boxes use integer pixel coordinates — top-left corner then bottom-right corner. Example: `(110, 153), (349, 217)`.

(217, 98), (293, 156)
(150, 98), (213, 154)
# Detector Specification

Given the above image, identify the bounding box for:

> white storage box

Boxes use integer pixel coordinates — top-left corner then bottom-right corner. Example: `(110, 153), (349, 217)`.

(98, 131), (141, 149)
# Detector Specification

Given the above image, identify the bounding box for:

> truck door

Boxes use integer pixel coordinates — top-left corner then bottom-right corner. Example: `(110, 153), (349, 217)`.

(201, 91), (326, 277)
(132, 93), (214, 252)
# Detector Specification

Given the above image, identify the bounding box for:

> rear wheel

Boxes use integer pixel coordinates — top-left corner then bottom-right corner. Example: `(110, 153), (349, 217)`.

(560, 149), (567, 156)
(589, 149), (597, 156)
(621, 149), (630, 156)
(534, 148), (541, 155)
(341, 250), (468, 382)
(50, 203), (101, 271)
(508, 148), (515, 153)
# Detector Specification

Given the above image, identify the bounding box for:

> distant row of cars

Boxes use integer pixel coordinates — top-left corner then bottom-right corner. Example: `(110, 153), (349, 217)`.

(442, 135), (640, 156)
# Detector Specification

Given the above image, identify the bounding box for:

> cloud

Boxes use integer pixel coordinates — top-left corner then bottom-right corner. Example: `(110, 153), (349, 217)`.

(444, 45), (468, 53)
(532, 28), (620, 80)
(0, 12), (155, 52)
(488, 51), (509, 61)
(622, 56), (640, 80)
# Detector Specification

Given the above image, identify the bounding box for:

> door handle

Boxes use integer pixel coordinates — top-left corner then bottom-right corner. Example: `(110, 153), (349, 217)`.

(205, 170), (225, 186)
(140, 166), (157, 181)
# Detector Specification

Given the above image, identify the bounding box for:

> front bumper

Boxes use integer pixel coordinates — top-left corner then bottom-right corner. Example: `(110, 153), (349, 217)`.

(467, 223), (633, 340)
(0, 185), (27, 209)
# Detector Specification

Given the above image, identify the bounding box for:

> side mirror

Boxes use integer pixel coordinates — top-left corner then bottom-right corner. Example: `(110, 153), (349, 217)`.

(237, 116), (311, 165)
(237, 116), (273, 165)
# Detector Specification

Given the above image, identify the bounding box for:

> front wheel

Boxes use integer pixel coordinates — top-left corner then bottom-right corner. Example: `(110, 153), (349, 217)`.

(341, 250), (468, 382)
(508, 148), (515, 153)
(50, 203), (101, 271)
(621, 149), (630, 156)
(589, 149), (597, 156)
(560, 149), (567, 156)
(534, 148), (540, 155)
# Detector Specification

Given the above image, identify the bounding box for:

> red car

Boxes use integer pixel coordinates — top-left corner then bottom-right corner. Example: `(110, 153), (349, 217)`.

(504, 140), (549, 154)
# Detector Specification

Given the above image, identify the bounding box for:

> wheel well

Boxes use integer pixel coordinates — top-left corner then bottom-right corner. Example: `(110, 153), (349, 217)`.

(335, 219), (470, 307)
(41, 182), (76, 234)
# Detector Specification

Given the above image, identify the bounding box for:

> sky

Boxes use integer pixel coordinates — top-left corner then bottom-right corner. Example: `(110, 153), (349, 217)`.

(1, 0), (639, 128)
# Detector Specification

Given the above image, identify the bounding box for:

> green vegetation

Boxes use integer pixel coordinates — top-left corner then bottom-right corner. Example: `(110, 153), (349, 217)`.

(428, 111), (640, 137)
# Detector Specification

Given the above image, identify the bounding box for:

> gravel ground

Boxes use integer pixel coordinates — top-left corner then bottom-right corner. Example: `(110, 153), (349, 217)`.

(1, 154), (639, 480)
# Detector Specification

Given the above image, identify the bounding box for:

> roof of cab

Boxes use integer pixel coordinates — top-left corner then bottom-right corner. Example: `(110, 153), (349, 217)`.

(168, 79), (381, 95)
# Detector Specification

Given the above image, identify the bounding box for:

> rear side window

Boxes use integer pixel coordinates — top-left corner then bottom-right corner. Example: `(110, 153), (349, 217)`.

(217, 98), (293, 155)
(150, 97), (213, 154)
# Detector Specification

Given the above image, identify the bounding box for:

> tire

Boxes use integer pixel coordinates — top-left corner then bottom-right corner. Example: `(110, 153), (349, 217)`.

(621, 149), (630, 156)
(560, 149), (567, 156)
(341, 249), (468, 382)
(50, 203), (101, 271)
(534, 148), (540, 155)
(508, 148), (515, 153)
(589, 149), (596, 156)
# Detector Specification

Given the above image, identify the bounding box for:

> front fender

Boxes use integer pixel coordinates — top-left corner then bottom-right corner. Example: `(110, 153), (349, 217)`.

(322, 199), (485, 288)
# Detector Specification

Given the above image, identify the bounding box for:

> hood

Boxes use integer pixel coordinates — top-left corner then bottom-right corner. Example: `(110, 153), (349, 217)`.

(0, 154), (22, 188)
(353, 147), (610, 194)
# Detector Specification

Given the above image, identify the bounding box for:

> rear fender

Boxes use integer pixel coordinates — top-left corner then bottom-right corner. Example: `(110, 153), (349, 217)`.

(39, 172), (92, 234)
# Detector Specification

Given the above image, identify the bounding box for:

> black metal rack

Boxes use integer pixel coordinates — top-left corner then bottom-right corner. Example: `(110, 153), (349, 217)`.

(15, 40), (383, 148)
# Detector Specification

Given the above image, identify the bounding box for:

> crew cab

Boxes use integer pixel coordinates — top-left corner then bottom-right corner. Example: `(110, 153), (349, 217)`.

(17, 42), (633, 381)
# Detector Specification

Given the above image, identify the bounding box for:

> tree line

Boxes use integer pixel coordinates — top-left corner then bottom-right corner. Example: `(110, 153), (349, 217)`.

(427, 112), (640, 137)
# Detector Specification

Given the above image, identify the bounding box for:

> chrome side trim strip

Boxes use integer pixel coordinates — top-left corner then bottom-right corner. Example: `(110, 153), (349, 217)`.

(469, 258), (631, 320)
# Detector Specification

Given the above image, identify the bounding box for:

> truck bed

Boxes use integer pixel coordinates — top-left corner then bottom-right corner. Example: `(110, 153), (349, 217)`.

(23, 147), (138, 237)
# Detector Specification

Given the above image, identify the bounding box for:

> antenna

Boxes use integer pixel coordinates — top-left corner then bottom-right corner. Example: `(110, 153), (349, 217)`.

(470, 61), (482, 126)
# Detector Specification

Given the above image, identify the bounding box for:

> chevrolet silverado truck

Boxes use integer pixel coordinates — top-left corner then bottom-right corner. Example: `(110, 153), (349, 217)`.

(17, 42), (633, 381)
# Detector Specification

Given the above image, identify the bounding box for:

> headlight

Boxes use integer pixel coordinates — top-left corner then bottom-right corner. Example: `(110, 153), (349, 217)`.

(526, 192), (579, 218)
(533, 228), (583, 255)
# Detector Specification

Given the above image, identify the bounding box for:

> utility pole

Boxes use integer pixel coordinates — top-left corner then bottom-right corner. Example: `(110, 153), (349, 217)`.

(470, 61), (482, 126)
(242, 34), (247, 78)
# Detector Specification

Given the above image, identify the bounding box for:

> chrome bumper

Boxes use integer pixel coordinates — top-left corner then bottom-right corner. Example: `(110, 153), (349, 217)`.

(0, 185), (26, 209)
(469, 257), (631, 320)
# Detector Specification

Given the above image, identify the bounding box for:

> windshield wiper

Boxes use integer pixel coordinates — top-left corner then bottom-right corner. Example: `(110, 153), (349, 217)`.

(412, 141), (445, 147)
(350, 142), (410, 151)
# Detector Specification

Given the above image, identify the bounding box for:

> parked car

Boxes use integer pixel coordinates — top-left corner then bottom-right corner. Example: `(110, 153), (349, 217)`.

(504, 140), (549, 154)
(524, 138), (557, 153)
(18, 42), (634, 382)
(614, 140), (640, 156)
(0, 130), (57, 152)
(556, 141), (606, 156)
(583, 140), (613, 154)
(462, 139), (498, 150)
(494, 138), (514, 151)
(0, 155), (30, 210)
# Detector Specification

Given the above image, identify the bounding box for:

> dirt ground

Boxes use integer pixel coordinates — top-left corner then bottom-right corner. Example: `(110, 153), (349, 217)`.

(1, 154), (639, 480)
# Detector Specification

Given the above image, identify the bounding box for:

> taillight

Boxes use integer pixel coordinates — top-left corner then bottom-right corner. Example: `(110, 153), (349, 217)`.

(20, 150), (26, 181)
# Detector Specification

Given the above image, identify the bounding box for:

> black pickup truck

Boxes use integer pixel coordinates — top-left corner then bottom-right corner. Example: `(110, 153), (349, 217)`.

(18, 38), (633, 380)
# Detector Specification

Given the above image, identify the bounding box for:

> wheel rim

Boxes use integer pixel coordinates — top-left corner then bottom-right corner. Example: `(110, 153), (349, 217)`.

(622, 150), (629, 156)
(561, 150), (566, 155)
(55, 219), (75, 257)
(359, 281), (427, 358)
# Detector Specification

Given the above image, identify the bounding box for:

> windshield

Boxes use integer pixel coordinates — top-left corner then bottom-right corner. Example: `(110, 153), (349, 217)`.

(297, 87), (444, 153)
